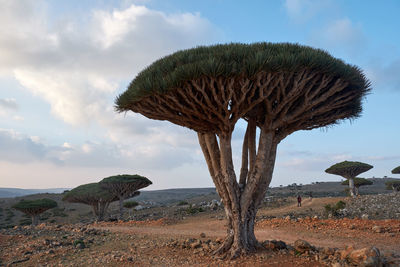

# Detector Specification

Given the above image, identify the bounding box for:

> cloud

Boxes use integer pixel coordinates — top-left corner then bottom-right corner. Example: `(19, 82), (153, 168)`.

(309, 18), (365, 55)
(0, 1), (221, 173)
(0, 129), (50, 163)
(0, 98), (18, 110)
(365, 59), (400, 91)
(284, 0), (333, 22)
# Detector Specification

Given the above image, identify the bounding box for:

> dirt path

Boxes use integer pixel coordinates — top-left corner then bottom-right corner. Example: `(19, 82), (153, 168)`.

(97, 215), (400, 255)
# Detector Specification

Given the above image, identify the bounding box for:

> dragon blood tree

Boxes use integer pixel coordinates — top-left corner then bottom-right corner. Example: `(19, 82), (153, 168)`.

(12, 198), (57, 226)
(341, 177), (372, 196)
(99, 174), (151, 219)
(115, 43), (371, 258)
(392, 166), (400, 176)
(63, 183), (118, 221)
(386, 167), (400, 192)
(326, 161), (373, 197)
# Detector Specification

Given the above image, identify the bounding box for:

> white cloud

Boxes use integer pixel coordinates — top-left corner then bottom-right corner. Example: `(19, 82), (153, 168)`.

(0, 98), (18, 110)
(309, 18), (365, 55)
(365, 59), (400, 91)
(0, 1), (220, 174)
(284, 0), (333, 22)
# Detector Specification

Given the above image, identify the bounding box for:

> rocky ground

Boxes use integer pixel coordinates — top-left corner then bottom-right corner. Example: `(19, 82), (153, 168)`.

(342, 193), (400, 219)
(1, 196), (400, 266)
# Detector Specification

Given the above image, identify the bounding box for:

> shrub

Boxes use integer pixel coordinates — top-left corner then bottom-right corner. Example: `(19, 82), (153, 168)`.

(324, 200), (346, 217)
(178, 201), (189, 206)
(186, 204), (204, 214)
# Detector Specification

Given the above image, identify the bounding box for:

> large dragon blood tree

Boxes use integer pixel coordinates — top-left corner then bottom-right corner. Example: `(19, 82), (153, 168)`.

(326, 161), (373, 197)
(99, 174), (151, 219)
(12, 198), (57, 226)
(115, 43), (370, 258)
(62, 183), (118, 221)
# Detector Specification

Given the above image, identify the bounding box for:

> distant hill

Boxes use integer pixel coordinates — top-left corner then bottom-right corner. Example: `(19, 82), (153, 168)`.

(133, 187), (217, 204)
(0, 188), (70, 198)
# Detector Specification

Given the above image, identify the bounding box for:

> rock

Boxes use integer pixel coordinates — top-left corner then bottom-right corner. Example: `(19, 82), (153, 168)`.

(263, 240), (287, 250)
(284, 215), (291, 220)
(340, 245), (354, 260)
(322, 247), (335, 256)
(372, 225), (383, 233)
(349, 224), (356, 230)
(347, 246), (381, 267)
(200, 233), (206, 238)
(361, 214), (369, 220)
(294, 239), (313, 253)
(331, 262), (344, 267)
(215, 237), (224, 244)
(190, 240), (202, 249)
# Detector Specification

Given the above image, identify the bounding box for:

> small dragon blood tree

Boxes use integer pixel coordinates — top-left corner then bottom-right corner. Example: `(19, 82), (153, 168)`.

(115, 43), (371, 258)
(63, 183), (117, 221)
(386, 166), (400, 193)
(341, 177), (373, 196)
(392, 166), (400, 175)
(326, 161), (373, 197)
(12, 198), (57, 226)
(99, 174), (151, 219)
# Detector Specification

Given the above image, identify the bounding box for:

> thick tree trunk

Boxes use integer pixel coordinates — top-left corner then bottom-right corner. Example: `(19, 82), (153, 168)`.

(31, 215), (39, 226)
(349, 178), (356, 197)
(197, 127), (278, 259)
(119, 197), (124, 220)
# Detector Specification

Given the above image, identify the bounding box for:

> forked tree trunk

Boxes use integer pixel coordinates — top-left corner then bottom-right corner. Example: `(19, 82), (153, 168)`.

(354, 186), (359, 196)
(348, 178), (356, 197)
(31, 215), (39, 226)
(198, 125), (278, 259)
(119, 197), (124, 220)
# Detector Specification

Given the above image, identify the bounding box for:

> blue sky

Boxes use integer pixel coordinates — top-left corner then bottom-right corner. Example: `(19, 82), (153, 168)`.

(0, 0), (399, 189)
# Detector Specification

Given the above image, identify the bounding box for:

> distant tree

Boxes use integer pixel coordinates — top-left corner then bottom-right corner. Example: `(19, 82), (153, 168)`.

(12, 198), (57, 226)
(392, 166), (400, 175)
(62, 183), (117, 221)
(341, 177), (373, 196)
(100, 174), (152, 219)
(123, 200), (139, 209)
(385, 180), (400, 192)
(325, 161), (373, 197)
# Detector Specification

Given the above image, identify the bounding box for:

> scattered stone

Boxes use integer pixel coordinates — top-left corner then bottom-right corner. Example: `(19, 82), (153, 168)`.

(340, 245), (354, 260)
(361, 214), (369, 220)
(372, 225), (384, 233)
(200, 232), (206, 238)
(294, 239), (313, 253)
(263, 240), (287, 250)
(347, 246), (381, 267)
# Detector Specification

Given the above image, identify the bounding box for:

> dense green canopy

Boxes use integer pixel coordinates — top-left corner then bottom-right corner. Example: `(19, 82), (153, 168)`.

(341, 177), (373, 187)
(100, 174), (152, 185)
(123, 201), (139, 209)
(325, 161), (373, 179)
(62, 183), (117, 204)
(116, 43), (369, 110)
(12, 198), (57, 215)
(392, 166), (400, 174)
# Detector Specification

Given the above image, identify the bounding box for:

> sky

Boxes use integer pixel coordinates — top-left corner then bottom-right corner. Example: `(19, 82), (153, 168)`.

(0, 0), (399, 190)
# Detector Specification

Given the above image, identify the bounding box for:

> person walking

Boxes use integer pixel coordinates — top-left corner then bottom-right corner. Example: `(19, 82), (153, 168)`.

(297, 195), (302, 207)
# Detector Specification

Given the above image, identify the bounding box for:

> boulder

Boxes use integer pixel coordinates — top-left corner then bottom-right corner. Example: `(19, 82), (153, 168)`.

(263, 240), (287, 250)
(347, 247), (382, 267)
(294, 239), (313, 253)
